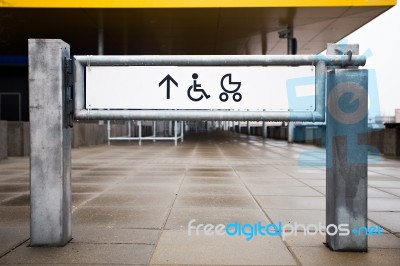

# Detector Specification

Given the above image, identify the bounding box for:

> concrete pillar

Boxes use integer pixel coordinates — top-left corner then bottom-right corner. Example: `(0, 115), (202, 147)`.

(326, 69), (368, 251)
(29, 39), (72, 246)
(288, 121), (294, 143)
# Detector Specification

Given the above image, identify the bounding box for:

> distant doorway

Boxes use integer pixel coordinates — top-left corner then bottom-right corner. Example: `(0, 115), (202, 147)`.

(0, 93), (21, 121)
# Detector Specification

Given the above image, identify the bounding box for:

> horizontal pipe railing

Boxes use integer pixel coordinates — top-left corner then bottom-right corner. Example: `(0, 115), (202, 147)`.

(75, 54), (366, 67)
(75, 110), (323, 122)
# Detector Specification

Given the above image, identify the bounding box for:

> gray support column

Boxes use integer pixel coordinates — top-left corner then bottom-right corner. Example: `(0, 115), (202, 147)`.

(247, 121), (250, 135)
(180, 121), (184, 142)
(262, 121), (267, 139)
(138, 121), (142, 146)
(153, 121), (156, 142)
(288, 121), (294, 143)
(107, 120), (111, 145)
(174, 121), (178, 146)
(326, 69), (368, 251)
(29, 39), (72, 246)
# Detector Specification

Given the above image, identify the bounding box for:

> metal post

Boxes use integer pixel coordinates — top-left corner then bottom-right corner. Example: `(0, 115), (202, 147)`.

(174, 121), (178, 146)
(29, 39), (72, 246)
(153, 121), (156, 142)
(128, 120), (132, 137)
(247, 121), (250, 135)
(138, 121), (142, 146)
(326, 69), (368, 251)
(107, 120), (111, 145)
(169, 121), (172, 136)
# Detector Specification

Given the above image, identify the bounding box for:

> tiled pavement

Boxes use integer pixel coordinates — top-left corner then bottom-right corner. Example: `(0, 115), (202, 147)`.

(0, 131), (399, 265)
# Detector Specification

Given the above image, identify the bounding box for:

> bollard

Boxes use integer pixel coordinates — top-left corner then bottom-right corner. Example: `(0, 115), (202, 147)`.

(326, 69), (368, 251)
(29, 39), (72, 246)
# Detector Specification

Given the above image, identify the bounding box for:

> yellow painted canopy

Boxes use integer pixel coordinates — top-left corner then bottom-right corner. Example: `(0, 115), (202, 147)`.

(0, 0), (396, 8)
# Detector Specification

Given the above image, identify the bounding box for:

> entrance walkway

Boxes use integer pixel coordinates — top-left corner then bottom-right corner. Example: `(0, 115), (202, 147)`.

(0, 132), (399, 265)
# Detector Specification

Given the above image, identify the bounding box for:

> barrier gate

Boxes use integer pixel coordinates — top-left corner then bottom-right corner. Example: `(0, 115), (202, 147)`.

(28, 39), (369, 252)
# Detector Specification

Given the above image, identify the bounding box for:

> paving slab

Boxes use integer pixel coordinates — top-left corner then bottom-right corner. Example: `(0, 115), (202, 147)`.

(241, 177), (306, 186)
(256, 195), (325, 210)
(0, 184), (29, 193)
(291, 247), (400, 266)
(267, 209), (326, 226)
(84, 193), (176, 208)
(0, 206), (29, 227)
(182, 176), (242, 185)
(368, 198), (400, 211)
(72, 226), (160, 244)
(369, 212), (400, 233)
(247, 184), (323, 196)
(0, 242), (154, 265)
(72, 183), (109, 193)
(174, 194), (259, 209)
(108, 183), (180, 194)
(0, 227), (29, 257)
(179, 183), (250, 195)
(150, 229), (297, 265)
(379, 188), (400, 197)
(0, 193), (20, 202)
(368, 180), (400, 188)
(73, 206), (170, 229)
(165, 207), (269, 230)
(284, 232), (400, 249)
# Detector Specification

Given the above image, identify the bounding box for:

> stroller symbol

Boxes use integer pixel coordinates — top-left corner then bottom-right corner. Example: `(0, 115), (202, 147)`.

(219, 73), (242, 102)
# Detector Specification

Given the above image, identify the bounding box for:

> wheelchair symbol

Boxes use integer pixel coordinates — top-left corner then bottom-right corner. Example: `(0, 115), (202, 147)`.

(219, 73), (242, 102)
(187, 73), (211, 102)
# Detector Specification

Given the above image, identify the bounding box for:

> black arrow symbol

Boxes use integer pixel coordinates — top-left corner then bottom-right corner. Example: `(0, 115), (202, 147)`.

(159, 74), (178, 99)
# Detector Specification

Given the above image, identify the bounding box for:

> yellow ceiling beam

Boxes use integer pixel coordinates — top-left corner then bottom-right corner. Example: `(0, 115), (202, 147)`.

(0, 0), (396, 8)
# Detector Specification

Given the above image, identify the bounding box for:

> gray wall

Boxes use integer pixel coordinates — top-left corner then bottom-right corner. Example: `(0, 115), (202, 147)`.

(0, 121), (7, 160)
(7, 121), (30, 156)
(246, 124), (399, 157)
(0, 121), (132, 158)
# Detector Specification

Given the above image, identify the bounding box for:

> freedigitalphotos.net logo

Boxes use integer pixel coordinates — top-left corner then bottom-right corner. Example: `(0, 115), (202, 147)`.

(188, 219), (384, 241)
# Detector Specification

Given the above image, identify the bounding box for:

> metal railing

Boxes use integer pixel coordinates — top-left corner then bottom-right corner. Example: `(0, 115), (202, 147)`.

(107, 120), (184, 146)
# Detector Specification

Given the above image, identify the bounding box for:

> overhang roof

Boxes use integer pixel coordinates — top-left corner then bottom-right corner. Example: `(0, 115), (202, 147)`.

(0, 1), (396, 55)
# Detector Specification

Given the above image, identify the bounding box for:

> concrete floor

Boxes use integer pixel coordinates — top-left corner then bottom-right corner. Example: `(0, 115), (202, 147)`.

(0, 131), (399, 265)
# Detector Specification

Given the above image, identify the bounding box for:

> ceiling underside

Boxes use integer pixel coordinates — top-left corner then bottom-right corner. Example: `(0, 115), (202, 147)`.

(0, 6), (394, 56)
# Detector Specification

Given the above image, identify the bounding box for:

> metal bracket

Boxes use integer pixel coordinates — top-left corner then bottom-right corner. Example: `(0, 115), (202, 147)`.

(327, 43), (359, 69)
(64, 57), (74, 128)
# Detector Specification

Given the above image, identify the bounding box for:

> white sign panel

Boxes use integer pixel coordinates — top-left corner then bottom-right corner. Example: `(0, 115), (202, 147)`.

(86, 66), (314, 110)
